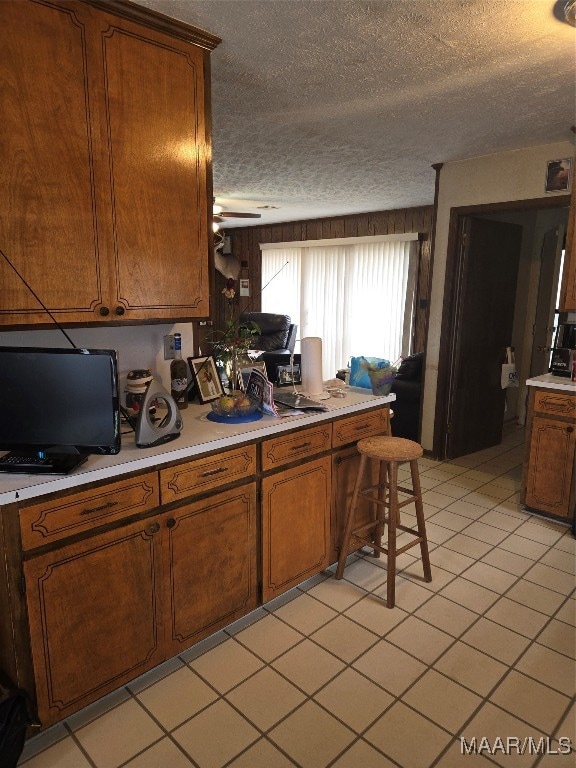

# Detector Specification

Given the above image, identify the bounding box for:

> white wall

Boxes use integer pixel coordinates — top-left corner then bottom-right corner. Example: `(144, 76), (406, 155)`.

(421, 140), (574, 451)
(0, 322), (195, 404)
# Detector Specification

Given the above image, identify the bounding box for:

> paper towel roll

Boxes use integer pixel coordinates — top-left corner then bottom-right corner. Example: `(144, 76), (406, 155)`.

(301, 337), (324, 397)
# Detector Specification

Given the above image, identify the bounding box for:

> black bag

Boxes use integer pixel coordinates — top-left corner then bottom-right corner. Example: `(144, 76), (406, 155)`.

(0, 682), (32, 768)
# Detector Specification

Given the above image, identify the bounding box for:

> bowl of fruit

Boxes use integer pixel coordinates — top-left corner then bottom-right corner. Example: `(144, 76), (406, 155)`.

(210, 390), (261, 420)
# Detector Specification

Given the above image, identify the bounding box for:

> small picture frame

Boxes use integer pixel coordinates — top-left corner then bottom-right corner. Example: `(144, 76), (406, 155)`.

(277, 363), (301, 386)
(545, 158), (572, 193)
(187, 355), (224, 403)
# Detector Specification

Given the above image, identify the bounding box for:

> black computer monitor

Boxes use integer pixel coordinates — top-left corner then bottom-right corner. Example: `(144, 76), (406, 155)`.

(0, 346), (120, 473)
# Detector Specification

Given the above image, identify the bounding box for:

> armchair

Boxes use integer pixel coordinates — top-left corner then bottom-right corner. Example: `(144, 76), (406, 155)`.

(239, 312), (298, 384)
(239, 312), (297, 354)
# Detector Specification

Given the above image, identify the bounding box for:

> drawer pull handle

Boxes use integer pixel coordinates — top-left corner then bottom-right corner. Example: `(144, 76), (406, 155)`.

(567, 426), (574, 434)
(80, 501), (118, 516)
(146, 522), (160, 535)
(291, 441), (312, 451)
(201, 466), (227, 477)
(354, 424), (370, 431)
(166, 518), (176, 529)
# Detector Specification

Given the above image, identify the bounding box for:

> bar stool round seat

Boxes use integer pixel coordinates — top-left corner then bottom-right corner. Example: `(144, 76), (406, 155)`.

(335, 435), (432, 608)
(356, 435), (423, 463)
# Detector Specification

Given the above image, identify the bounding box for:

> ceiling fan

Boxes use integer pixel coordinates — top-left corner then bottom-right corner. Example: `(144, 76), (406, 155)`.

(213, 201), (261, 225)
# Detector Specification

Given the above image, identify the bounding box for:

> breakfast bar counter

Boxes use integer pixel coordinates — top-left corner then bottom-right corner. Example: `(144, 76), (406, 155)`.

(0, 389), (394, 729)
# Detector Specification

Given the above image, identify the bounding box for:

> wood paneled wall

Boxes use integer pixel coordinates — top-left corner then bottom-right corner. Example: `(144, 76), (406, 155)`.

(211, 205), (434, 356)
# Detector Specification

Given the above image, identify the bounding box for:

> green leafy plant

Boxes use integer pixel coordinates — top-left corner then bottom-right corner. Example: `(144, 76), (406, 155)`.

(209, 279), (260, 386)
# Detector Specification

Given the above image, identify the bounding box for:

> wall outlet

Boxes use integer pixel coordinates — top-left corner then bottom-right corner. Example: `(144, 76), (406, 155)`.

(163, 335), (176, 359)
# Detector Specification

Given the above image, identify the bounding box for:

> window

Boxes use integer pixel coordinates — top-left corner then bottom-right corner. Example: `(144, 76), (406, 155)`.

(260, 234), (419, 378)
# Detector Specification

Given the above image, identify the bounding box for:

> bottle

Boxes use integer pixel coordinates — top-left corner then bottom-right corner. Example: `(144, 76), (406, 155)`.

(170, 333), (188, 409)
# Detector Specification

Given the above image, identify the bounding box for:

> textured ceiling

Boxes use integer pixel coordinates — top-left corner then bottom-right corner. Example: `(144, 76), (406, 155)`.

(134, 0), (575, 226)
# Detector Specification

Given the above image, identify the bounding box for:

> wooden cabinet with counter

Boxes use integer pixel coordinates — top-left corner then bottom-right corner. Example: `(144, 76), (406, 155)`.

(261, 423), (333, 601)
(159, 448), (258, 656)
(522, 384), (576, 519)
(0, 397), (391, 729)
(0, 0), (219, 327)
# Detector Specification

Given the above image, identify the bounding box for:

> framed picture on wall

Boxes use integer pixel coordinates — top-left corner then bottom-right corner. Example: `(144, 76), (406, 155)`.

(545, 158), (572, 193)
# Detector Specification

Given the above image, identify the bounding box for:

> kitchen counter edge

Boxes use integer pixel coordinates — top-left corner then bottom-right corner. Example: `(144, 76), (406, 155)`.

(0, 390), (395, 505)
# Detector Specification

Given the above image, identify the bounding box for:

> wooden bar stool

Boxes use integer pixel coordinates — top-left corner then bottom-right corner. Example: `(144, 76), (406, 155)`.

(335, 436), (432, 608)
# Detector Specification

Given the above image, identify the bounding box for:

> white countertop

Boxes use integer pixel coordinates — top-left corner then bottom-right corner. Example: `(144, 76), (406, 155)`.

(525, 374), (576, 392)
(0, 388), (394, 506)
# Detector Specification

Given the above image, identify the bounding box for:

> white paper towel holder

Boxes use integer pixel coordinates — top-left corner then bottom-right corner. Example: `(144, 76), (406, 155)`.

(300, 336), (330, 400)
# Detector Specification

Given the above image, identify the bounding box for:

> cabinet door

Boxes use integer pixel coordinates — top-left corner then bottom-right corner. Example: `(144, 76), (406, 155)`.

(525, 415), (576, 517)
(331, 446), (380, 564)
(162, 484), (258, 655)
(1, 0), (213, 326)
(0, 1), (106, 325)
(261, 457), (331, 601)
(24, 517), (165, 726)
(94, 8), (211, 320)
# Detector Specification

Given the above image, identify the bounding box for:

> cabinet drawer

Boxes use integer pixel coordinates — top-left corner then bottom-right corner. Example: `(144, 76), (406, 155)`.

(332, 407), (390, 448)
(533, 390), (576, 419)
(20, 471), (159, 551)
(261, 423), (332, 471)
(160, 445), (257, 504)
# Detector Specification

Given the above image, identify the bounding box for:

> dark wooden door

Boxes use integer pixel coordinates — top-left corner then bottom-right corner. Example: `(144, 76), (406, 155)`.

(446, 217), (523, 458)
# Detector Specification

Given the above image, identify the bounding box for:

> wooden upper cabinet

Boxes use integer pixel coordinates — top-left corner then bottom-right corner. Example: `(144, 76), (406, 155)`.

(0, 0), (219, 326)
(0, 1), (104, 324)
(559, 168), (576, 312)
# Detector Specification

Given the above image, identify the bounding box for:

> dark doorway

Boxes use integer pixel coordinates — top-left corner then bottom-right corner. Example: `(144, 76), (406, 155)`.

(433, 196), (570, 461)
(445, 217), (523, 458)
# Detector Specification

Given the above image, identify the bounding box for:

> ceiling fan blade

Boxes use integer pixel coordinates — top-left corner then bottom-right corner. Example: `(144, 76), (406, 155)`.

(218, 211), (262, 218)
(213, 215), (225, 222)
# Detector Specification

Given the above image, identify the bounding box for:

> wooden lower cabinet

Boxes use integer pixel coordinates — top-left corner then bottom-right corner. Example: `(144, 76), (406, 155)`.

(524, 415), (576, 517)
(7, 404), (392, 728)
(522, 389), (576, 518)
(24, 516), (165, 726)
(261, 456), (332, 601)
(331, 446), (380, 563)
(23, 482), (258, 726)
(163, 483), (258, 655)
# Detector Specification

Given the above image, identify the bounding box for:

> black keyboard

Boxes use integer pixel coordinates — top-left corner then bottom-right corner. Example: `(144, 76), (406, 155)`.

(0, 454), (54, 472)
(0, 452), (87, 474)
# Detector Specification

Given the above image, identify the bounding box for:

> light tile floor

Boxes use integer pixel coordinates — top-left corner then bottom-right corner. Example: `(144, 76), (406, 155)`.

(18, 427), (576, 768)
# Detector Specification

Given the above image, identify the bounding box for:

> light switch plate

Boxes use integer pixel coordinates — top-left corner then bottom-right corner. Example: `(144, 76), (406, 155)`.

(164, 335), (176, 359)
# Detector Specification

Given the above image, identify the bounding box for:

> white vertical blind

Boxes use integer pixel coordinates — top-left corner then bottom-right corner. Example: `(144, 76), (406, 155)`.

(260, 234), (419, 379)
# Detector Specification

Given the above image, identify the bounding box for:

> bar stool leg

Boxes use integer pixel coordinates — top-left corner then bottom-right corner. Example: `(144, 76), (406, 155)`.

(386, 460), (398, 608)
(336, 453), (368, 579)
(372, 459), (387, 558)
(410, 458), (432, 583)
